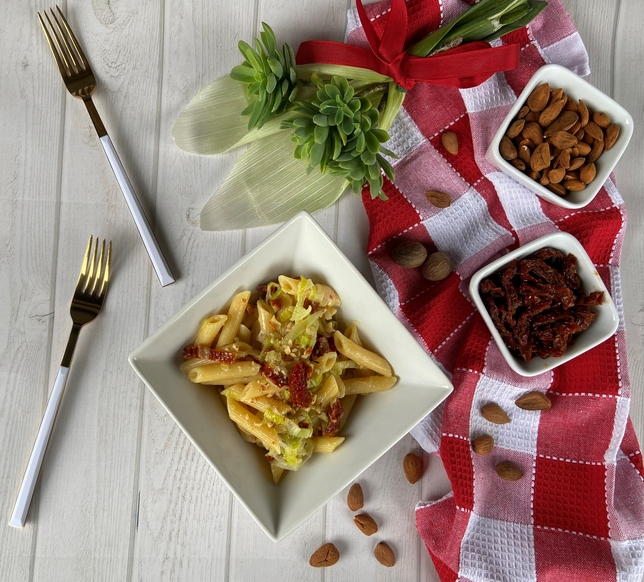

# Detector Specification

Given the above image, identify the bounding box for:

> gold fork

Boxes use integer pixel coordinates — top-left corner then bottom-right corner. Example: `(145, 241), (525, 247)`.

(38, 6), (174, 287)
(10, 236), (112, 528)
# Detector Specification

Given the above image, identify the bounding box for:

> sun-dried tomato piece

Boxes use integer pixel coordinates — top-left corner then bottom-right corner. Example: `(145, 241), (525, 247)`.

(260, 362), (288, 387)
(182, 346), (237, 363)
(323, 399), (344, 436)
(288, 361), (313, 409)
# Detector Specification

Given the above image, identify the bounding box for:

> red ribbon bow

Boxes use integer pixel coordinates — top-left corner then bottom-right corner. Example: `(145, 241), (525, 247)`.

(296, 0), (520, 90)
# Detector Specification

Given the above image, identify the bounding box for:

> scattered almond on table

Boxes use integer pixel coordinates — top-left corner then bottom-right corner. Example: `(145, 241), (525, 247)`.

(501, 82), (620, 196)
(442, 130), (459, 155)
(480, 402), (511, 424)
(354, 513), (378, 536)
(392, 240), (427, 268)
(515, 391), (552, 411)
(495, 461), (524, 482)
(421, 251), (453, 281)
(425, 190), (452, 208)
(309, 543), (340, 567)
(472, 434), (495, 456)
(347, 482), (364, 511)
(403, 452), (424, 483)
(374, 542), (396, 567)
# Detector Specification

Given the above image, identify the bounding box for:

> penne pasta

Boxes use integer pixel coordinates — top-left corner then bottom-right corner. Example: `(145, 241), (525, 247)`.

(238, 323), (252, 345)
(334, 331), (392, 377)
(312, 436), (345, 453)
(180, 357), (211, 372)
(338, 394), (358, 431)
(216, 291), (251, 347)
(226, 395), (280, 455)
(194, 314), (227, 347)
(187, 361), (260, 384)
(316, 375), (339, 409)
(241, 395), (292, 416)
(203, 375), (262, 386)
(345, 322), (363, 346)
(343, 376), (397, 395)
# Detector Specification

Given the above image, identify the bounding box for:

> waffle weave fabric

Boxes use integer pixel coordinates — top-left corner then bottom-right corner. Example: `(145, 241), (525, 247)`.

(344, 1), (644, 580)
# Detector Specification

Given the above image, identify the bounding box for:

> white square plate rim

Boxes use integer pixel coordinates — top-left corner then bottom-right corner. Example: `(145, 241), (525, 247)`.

(486, 63), (634, 209)
(469, 231), (619, 376)
(128, 211), (453, 541)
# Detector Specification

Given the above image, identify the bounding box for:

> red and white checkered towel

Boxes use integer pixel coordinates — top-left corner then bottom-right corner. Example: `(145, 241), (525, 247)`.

(345, 1), (644, 580)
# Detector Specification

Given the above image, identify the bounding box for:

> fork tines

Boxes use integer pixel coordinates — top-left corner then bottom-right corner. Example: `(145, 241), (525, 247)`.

(38, 6), (88, 78)
(77, 236), (111, 297)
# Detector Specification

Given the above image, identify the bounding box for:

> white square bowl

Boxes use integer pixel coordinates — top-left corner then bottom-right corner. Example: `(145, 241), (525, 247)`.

(469, 231), (619, 377)
(486, 64), (634, 209)
(129, 211), (452, 542)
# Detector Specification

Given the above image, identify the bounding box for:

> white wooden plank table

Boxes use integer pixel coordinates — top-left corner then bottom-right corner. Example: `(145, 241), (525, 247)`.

(1, 1), (642, 581)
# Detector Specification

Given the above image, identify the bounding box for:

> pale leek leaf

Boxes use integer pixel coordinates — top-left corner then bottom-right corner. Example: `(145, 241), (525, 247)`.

(296, 64), (391, 84)
(200, 130), (348, 230)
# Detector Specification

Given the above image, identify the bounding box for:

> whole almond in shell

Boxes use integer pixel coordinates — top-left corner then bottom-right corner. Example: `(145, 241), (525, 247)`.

(374, 542), (396, 567)
(578, 99), (590, 127)
(500, 136), (518, 161)
(548, 167), (566, 184)
(310, 543), (340, 568)
(580, 163), (597, 184)
(422, 252), (453, 281)
(584, 121), (604, 141)
(564, 179), (587, 192)
(544, 111), (579, 137)
(527, 83), (550, 112)
(593, 111), (611, 128)
(549, 131), (578, 150)
(568, 157), (586, 171)
(481, 402), (511, 424)
(522, 122), (543, 145)
(506, 119), (525, 139)
(515, 391), (552, 411)
(392, 240), (427, 268)
(472, 434), (494, 456)
(530, 143), (551, 173)
(605, 124), (620, 150)
(495, 461), (524, 482)
(538, 98), (566, 127)
(442, 131), (459, 155)
(354, 513), (378, 536)
(587, 139), (605, 164)
(426, 190), (452, 208)
(403, 452), (424, 484)
(347, 483), (364, 511)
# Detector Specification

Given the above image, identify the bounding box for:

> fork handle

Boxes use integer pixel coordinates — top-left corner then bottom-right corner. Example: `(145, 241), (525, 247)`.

(99, 135), (175, 287)
(9, 366), (70, 528)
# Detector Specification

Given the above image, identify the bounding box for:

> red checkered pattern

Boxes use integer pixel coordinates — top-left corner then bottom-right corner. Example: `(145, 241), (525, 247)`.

(346, 1), (644, 580)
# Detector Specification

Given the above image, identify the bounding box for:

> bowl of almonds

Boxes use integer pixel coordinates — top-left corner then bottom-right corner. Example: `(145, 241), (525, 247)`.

(486, 64), (634, 209)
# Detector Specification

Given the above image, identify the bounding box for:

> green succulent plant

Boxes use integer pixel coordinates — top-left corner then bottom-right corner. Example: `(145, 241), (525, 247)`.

(282, 74), (395, 200)
(230, 23), (300, 130)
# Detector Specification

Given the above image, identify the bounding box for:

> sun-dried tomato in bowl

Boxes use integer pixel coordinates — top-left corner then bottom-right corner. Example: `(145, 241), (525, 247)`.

(479, 247), (603, 362)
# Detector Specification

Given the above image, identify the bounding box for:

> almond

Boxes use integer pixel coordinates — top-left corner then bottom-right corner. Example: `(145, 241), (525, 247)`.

(354, 513), (378, 536)
(580, 163), (597, 184)
(518, 145), (532, 165)
(472, 434), (494, 456)
(587, 139), (605, 164)
(564, 179), (587, 192)
(548, 167), (566, 184)
(582, 130), (595, 145)
(576, 141), (592, 156)
(549, 87), (564, 104)
(500, 136), (518, 161)
(515, 391), (552, 411)
(511, 159), (526, 171)
(605, 124), (620, 150)
(310, 543), (340, 567)
(347, 483), (364, 511)
(568, 156), (586, 171)
(549, 131), (578, 150)
(578, 99), (590, 127)
(374, 542), (395, 567)
(584, 121), (604, 141)
(522, 122), (543, 145)
(517, 105), (530, 119)
(548, 182), (567, 197)
(593, 111), (611, 128)
(421, 252), (453, 282)
(527, 83), (550, 112)
(538, 98), (566, 127)
(506, 119), (526, 139)
(530, 142), (551, 172)
(539, 172), (550, 186)
(525, 110), (540, 123)
(554, 149), (571, 170)
(544, 111), (579, 137)
(528, 170), (540, 181)
(392, 241), (427, 268)
(403, 452), (424, 484)
(442, 131), (459, 155)
(564, 99), (579, 112)
(425, 190), (452, 208)
(495, 461), (524, 482)
(565, 170), (580, 181)
(480, 402), (511, 424)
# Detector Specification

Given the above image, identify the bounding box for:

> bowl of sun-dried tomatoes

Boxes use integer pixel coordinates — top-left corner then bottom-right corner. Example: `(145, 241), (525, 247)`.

(469, 231), (619, 376)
